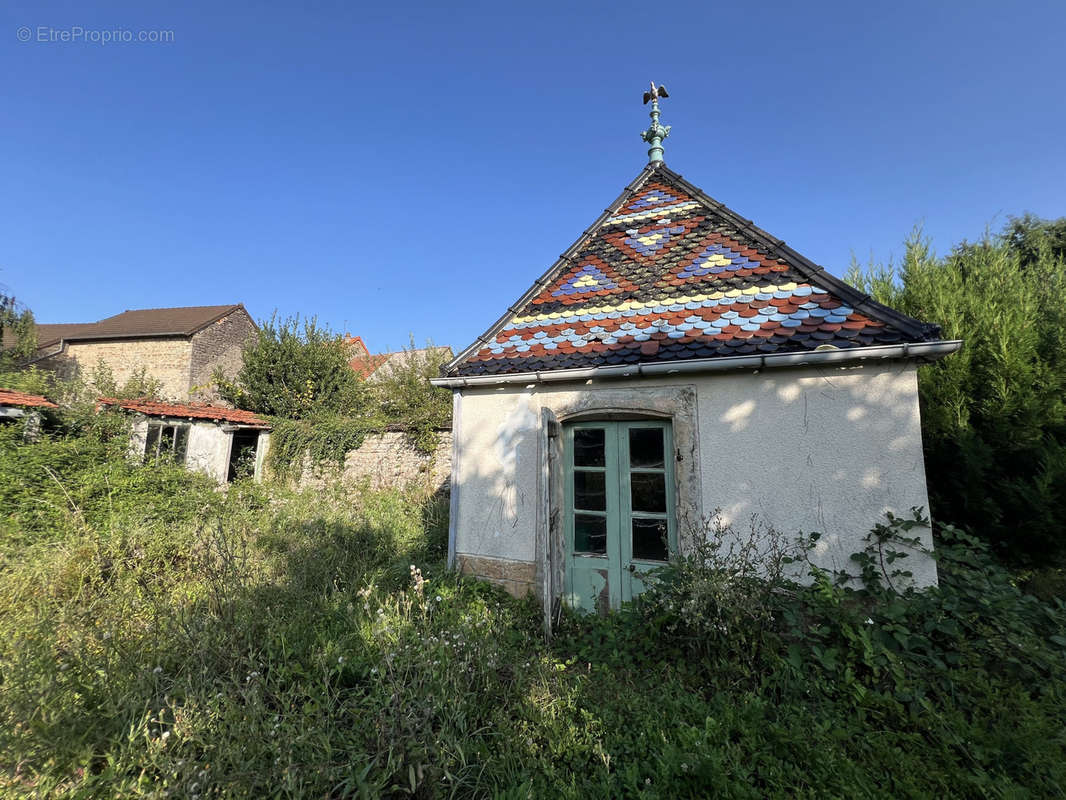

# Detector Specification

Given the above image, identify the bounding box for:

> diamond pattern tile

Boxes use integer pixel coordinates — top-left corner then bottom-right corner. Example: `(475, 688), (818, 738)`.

(447, 164), (941, 377)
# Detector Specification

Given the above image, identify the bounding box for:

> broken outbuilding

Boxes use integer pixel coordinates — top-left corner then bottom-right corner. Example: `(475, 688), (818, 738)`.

(99, 398), (271, 483)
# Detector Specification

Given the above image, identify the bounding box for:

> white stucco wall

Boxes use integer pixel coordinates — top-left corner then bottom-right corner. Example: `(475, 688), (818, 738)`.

(452, 359), (937, 590)
(185, 424), (232, 483)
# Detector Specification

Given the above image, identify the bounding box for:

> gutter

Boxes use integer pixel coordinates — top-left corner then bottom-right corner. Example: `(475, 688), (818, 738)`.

(430, 340), (963, 389)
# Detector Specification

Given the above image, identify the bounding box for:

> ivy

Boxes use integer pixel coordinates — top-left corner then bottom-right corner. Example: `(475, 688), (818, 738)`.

(266, 415), (377, 480)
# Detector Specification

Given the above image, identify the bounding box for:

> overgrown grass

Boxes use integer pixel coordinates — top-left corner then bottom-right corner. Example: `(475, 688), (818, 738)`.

(2, 426), (1064, 798)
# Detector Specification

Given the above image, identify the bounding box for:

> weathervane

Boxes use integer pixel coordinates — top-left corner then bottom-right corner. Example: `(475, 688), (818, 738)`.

(640, 81), (671, 165)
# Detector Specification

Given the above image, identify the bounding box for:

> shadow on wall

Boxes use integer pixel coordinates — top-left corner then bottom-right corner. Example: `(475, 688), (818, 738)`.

(452, 360), (937, 588)
(462, 394), (536, 560)
(697, 361), (934, 584)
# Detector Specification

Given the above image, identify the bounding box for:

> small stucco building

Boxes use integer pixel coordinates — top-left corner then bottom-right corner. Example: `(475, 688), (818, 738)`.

(432, 96), (960, 614)
(28, 304), (256, 402)
(99, 397), (271, 484)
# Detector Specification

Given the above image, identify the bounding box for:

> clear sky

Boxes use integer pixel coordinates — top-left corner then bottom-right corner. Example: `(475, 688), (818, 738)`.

(2, 1), (1064, 354)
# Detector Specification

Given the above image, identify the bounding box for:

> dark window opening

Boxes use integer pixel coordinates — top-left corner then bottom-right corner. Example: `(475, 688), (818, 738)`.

(145, 422), (189, 465)
(227, 429), (260, 482)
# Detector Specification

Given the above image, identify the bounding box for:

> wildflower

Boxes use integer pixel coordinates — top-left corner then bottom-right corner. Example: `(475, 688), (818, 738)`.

(645, 778), (652, 785)
(681, 762), (689, 771)
(153, 666), (163, 674)
(161, 731), (171, 741)
(371, 667), (378, 675)
(435, 595), (442, 603)
(865, 617), (874, 625)
(338, 656), (345, 665)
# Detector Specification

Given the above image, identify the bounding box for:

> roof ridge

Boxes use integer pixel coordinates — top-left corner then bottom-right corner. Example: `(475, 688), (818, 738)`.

(101, 303), (241, 317)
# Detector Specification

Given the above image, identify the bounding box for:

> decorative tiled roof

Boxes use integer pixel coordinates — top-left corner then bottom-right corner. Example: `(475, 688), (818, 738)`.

(35, 305), (249, 348)
(0, 388), (59, 408)
(445, 163), (941, 377)
(98, 397), (270, 428)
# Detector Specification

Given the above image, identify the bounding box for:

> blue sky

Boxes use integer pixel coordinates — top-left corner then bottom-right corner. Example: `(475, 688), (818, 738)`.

(2, 0), (1064, 353)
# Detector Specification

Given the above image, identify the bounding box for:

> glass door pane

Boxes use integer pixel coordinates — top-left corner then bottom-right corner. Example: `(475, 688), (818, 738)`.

(565, 421), (675, 612)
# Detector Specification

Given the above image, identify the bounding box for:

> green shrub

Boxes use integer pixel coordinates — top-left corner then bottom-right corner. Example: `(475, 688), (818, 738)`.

(847, 218), (1066, 565)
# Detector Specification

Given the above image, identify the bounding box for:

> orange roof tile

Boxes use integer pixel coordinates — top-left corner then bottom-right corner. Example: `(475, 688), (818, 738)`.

(0, 388), (59, 408)
(98, 397), (270, 428)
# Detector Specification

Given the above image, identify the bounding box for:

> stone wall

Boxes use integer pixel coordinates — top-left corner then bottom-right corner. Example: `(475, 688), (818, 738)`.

(40, 338), (193, 400)
(189, 309), (258, 402)
(297, 430), (452, 494)
(455, 554), (536, 598)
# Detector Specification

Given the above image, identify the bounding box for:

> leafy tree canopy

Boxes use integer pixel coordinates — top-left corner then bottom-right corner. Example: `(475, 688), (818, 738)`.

(0, 283), (37, 367)
(215, 314), (369, 419)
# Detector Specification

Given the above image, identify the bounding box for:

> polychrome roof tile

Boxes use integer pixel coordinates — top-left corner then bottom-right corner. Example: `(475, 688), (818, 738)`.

(444, 163), (941, 377)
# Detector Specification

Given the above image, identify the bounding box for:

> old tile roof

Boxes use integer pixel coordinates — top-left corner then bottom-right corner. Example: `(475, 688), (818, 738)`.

(35, 305), (249, 348)
(0, 388), (59, 408)
(353, 346), (454, 381)
(445, 163), (942, 377)
(349, 352), (391, 379)
(98, 397), (270, 428)
(344, 336), (371, 358)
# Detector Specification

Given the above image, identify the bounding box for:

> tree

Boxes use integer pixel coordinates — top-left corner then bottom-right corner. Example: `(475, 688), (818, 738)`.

(0, 285), (37, 367)
(216, 314), (368, 419)
(847, 218), (1066, 565)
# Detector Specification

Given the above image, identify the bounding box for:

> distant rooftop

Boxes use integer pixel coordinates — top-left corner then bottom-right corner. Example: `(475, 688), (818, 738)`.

(350, 346), (453, 381)
(34, 304), (250, 348)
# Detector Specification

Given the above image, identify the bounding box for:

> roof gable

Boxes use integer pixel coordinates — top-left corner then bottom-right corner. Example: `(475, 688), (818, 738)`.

(444, 164), (941, 377)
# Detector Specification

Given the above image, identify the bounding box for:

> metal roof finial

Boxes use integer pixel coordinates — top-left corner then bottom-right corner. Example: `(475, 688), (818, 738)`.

(640, 82), (671, 165)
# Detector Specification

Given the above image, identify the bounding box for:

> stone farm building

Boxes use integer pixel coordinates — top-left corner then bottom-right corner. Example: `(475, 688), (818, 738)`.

(432, 95), (960, 613)
(29, 304), (256, 401)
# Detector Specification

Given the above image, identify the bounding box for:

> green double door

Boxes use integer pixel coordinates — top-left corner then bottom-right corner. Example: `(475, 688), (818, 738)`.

(563, 420), (676, 613)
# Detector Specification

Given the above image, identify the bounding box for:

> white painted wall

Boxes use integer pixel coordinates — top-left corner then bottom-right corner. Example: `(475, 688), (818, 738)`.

(185, 424), (232, 483)
(453, 360), (937, 589)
